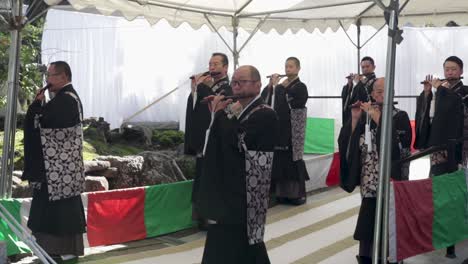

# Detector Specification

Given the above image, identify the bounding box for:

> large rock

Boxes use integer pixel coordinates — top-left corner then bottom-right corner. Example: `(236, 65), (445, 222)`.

(139, 151), (187, 186)
(94, 155), (144, 189)
(83, 117), (111, 143)
(121, 124), (153, 146)
(85, 176), (109, 192)
(84, 160), (111, 173)
(11, 174), (32, 198)
(93, 167), (119, 179)
(93, 151), (194, 190)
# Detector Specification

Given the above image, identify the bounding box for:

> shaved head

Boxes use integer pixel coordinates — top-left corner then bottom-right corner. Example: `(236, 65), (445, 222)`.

(371, 78), (385, 104)
(232, 65), (262, 105)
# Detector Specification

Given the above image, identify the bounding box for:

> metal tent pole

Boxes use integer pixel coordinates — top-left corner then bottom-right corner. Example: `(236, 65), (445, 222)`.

(232, 16), (239, 69)
(357, 18), (361, 74)
(1, 0), (23, 198)
(372, 0), (402, 263)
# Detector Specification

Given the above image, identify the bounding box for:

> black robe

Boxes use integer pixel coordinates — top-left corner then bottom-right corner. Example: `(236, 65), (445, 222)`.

(341, 73), (375, 125)
(414, 83), (465, 175)
(393, 108), (412, 180)
(338, 112), (401, 242)
(184, 77), (231, 205)
(260, 78), (309, 199)
(184, 76), (232, 155)
(23, 84), (86, 255)
(196, 97), (277, 264)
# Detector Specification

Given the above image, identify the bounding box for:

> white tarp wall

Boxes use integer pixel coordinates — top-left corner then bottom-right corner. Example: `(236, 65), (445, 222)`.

(42, 9), (468, 130)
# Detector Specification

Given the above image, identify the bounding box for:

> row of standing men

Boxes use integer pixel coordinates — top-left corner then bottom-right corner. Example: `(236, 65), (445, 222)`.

(185, 53), (468, 264)
(19, 55), (467, 263)
(339, 55), (468, 263)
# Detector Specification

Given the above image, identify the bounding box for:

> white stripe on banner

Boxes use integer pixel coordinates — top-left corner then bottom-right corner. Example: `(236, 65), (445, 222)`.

(304, 153), (334, 192)
(81, 193), (90, 248)
(388, 183), (397, 263)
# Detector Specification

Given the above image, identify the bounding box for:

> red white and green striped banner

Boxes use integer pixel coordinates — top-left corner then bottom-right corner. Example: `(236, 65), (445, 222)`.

(304, 152), (340, 191)
(389, 169), (468, 262)
(0, 199), (31, 256)
(0, 180), (194, 256)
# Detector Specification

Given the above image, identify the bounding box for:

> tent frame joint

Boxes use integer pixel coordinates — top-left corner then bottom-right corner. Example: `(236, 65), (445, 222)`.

(203, 13), (234, 54)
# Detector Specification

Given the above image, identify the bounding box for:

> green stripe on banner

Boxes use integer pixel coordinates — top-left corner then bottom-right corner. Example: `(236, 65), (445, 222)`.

(432, 170), (468, 249)
(144, 180), (194, 238)
(0, 199), (30, 256)
(304, 117), (335, 154)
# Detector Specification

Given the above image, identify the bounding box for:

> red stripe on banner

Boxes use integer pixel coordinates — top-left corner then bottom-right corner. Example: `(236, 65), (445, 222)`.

(87, 188), (147, 247)
(325, 152), (340, 186)
(394, 179), (435, 261)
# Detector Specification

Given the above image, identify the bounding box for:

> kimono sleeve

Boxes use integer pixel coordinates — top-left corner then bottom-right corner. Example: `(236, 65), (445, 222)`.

(338, 118), (363, 193)
(289, 82), (308, 109)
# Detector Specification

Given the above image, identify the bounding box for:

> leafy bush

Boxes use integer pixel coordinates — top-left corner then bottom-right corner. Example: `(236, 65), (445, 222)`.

(152, 130), (184, 148)
(0, 19), (45, 110)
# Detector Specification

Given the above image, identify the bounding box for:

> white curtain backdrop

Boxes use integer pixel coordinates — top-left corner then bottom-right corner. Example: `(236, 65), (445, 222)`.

(42, 9), (468, 130)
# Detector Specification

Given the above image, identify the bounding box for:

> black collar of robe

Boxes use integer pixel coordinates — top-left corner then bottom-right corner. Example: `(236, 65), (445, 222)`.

(283, 77), (301, 89)
(238, 97), (264, 122)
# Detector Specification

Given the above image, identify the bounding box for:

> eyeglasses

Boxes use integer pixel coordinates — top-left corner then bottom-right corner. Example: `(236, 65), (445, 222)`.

(231, 80), (258, 86)
(45, 72), (62, 77)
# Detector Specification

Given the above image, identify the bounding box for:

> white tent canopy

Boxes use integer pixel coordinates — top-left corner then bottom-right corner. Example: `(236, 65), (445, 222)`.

(49, 0), (468, 33)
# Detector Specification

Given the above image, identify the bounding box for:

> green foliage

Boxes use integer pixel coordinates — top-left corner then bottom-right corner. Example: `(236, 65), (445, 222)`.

(0, 129), (146, 171)
(0, 130), (25, 170)
(0, 19), (45, 109)
(82, 126), (145, 159)
(83, 139), (145, 160)
(152, 130), (184, 148)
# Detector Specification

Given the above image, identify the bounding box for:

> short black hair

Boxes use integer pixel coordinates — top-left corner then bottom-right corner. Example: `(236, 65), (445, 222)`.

(212, 53), (229, 66)
(286, 57), (301, 67)
(361, 56), (375, 65)
(50, 61), (72, 81)
(444, 56), (464, 70)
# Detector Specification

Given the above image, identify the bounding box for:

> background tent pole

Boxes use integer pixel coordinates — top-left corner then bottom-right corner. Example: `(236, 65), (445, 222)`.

(372, 0), (402, 263)
(1, 0), (23, 198)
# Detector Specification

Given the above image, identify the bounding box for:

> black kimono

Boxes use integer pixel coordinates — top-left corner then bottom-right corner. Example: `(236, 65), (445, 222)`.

(414, 83), (466, 175)
(184, 77), (231, 206)
(341, 73), (375, 125)
(22, 84), (86, 256)
(260, 78), (309, 200)
(196, 97), (277, 264)
(393, 108), (412, 180)
(338, 112), (401, 252)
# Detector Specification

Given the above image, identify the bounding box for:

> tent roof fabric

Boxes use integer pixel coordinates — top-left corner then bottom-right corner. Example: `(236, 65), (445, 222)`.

(42, 0), (468, 33)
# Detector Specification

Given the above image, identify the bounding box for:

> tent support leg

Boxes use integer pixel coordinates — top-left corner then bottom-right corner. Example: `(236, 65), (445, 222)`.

(232, 16), (239, 69)
(238, 15), (269, 54)
(372, 1), (402, 263)
(203, 13), (234, 54)
(1, 0), (23, 198)
(357, 19), (361, 74)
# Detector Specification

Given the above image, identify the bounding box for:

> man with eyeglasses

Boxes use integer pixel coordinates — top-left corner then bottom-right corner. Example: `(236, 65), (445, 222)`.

(196, 65), (277, 264)
(22, 61), (86, 262)
(184, 52), (232, 230)
(261, 57), (309, 206)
